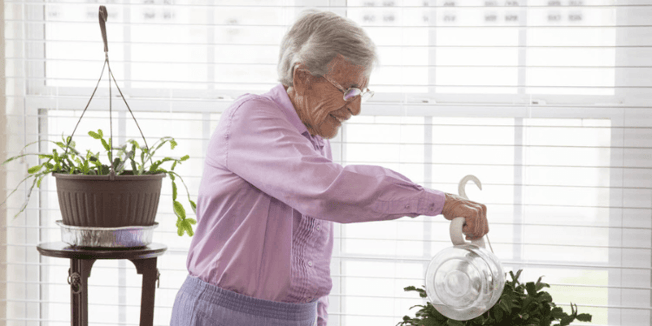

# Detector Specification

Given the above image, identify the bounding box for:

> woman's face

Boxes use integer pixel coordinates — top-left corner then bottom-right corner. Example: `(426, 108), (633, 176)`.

(287, 54), (369, 139)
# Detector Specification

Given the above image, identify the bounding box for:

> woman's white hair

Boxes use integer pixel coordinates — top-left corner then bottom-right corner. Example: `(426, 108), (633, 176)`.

(278, 9), (379, 87)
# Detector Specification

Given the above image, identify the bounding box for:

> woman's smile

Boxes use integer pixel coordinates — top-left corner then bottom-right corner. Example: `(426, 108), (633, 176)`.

(329, 114), (343, 124)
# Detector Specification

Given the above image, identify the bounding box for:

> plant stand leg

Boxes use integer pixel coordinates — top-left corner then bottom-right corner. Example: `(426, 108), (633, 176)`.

(130, 258), (159, 326)
(69, 258), (96, 326)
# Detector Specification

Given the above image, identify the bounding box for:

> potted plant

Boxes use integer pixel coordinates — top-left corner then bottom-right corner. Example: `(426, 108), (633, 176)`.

(0, 5), (196, 238)
(398, 270), (593, 326)
(1, 129), (197, 237)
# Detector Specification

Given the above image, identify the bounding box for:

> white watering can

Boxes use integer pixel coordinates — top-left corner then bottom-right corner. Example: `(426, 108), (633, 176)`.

(424, 175), (505, 321)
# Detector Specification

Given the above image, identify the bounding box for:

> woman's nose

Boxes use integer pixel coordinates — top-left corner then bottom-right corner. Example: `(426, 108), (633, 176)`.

(348, 97), (362, 116)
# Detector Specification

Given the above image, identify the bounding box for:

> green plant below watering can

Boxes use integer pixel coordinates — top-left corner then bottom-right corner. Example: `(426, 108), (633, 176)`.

(398, 175), (592, 326)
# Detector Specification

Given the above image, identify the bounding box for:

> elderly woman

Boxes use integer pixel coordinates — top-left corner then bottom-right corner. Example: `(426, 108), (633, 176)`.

(170, 9), (488, 326)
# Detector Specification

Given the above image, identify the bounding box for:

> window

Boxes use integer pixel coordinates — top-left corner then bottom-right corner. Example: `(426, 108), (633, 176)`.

(3, 1), (651, 325)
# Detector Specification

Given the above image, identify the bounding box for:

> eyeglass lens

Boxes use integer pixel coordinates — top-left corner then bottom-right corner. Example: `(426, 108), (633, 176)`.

(343, 88), (373, 102)
(343, 88), (362, 101)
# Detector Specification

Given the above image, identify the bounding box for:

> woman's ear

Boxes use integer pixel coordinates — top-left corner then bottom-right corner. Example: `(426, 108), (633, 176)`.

(292, 64), (314, 96)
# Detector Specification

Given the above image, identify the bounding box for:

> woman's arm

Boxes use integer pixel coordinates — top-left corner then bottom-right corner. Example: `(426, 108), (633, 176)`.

(207, 97), (445, 224)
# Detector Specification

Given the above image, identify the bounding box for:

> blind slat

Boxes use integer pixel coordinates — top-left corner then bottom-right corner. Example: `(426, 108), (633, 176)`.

(7, 76), (650, 88)
(6, 239), (650, 250)
(11, 57), (652, 69)
(3, 278), (649, 292)
(8, 39), (652, 48)
(5, 1), (652, 8)
(4, 257), (651, 271)
(7, 19), (652, 28)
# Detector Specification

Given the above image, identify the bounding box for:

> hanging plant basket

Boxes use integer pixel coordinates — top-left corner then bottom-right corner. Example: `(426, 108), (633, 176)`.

(51, 6), (167, 231)
(55, 173), (164, 227)
(1, 5), (197, 247)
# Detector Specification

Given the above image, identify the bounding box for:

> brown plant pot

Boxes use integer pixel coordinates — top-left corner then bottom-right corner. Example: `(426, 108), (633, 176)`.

(54, 172), (165, 227)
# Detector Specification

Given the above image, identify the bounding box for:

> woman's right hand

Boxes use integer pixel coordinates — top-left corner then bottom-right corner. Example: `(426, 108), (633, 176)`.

(441, 193), (488, 240)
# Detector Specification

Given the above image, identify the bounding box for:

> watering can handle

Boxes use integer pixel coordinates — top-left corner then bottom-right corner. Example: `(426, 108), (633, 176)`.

(450, 175), (486, 248)
(450, 217), (486, 247)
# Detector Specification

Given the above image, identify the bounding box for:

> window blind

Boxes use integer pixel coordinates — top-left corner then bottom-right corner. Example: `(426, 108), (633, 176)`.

(3, 0), (652, 325)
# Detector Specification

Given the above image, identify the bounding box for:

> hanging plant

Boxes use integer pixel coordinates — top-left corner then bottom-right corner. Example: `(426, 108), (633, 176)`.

(1, 129), (197, 237)
(0, 5), (196, 238)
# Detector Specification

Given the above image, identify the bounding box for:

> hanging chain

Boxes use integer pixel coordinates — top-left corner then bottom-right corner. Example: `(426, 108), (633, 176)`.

(62, 6), (154, 176)
(108, 53), (115, 180)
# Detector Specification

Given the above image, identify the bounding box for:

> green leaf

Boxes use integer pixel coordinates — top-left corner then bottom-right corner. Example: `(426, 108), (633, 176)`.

(172, 181), (178, 201)
(155, 141), (166, 151)
(1, 155), (19, 166)
(539, 292), (553, 304)
(513, 269), (523, 282)
(558, 315), (574, 326)
(98, 129), (104, 138)
(186, 218), (197, 225)
(112, 158), (121, 170)
(190, 200), (197, 214)
(170, 139), (177, 149)
(88, 131), (101, 139)
(526, 282), (536, 296)
(183, 220), (194, 236)
(446, 320), (465, 326)
(1, 174), (34, 208)
(149, 161), (161, 173)
(101, 138), (110, 151)
(27, 165), (42, 174)
(499, 299), (511, 312)
(15, 175), (40, 217)
(173, 201), (186, 219)
(405, 286), (426, 296)
(551, 307), (566, 319)
(536, 277), (550, 292)
(180, 155), (189, 161)
(576, 313), (592, 322)
(494, 306), (503, 322)
(420, 319), (440, 326)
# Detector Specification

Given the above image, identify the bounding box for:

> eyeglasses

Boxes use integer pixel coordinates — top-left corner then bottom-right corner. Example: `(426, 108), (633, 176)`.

(322, 73), (374, 103)
(296, 65), (374, 103)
